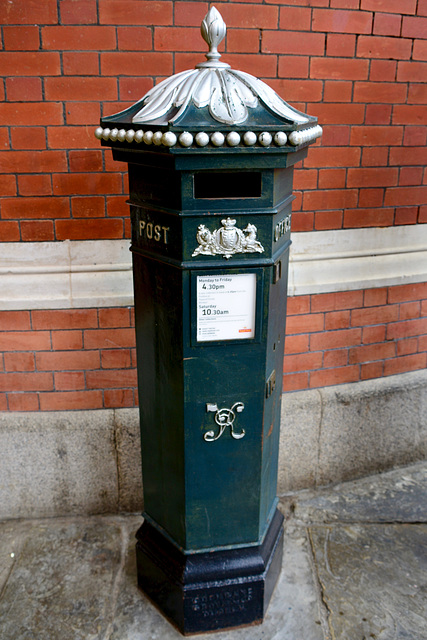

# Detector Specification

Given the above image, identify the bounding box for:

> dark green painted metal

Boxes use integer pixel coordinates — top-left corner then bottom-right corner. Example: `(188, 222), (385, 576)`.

(97, 22), (320, 627)
(123, 147), (307, 552)
(111, 143), (308, 169)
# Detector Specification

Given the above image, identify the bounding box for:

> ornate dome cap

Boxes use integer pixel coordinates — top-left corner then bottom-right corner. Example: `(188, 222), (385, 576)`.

(96, 7), (322, 150)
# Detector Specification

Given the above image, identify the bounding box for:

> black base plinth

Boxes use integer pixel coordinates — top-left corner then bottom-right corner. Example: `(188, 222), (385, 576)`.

(135, 509), (284, 635)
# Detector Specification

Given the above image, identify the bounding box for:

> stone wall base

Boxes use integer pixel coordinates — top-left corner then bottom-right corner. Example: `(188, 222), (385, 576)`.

(279, 369), (427, 492)
(1, 370), (426, 520)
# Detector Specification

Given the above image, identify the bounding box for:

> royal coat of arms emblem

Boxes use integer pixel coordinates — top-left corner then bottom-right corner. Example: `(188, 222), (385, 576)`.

(192, 217), (265, 259)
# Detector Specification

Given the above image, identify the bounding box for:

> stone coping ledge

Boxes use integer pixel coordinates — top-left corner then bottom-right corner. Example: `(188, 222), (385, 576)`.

(1, 225), (427, 310)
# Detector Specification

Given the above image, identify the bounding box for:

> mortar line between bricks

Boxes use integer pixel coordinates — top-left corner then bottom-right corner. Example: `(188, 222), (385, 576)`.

(306, 526), (333, 640)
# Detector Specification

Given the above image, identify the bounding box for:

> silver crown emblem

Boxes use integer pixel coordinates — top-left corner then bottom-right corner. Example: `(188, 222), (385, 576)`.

(192, 217), (265, 260)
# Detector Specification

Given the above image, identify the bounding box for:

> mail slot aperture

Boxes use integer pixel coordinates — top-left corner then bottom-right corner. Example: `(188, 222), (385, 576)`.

(194, 171), (262, 199)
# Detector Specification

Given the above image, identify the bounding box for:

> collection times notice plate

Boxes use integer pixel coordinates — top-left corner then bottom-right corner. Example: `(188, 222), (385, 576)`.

(196, 273), (257, 342)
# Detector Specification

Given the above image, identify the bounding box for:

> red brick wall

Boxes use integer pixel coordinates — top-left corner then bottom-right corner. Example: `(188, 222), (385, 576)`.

(1, 0), (427, 240)
(0, 307), (137, 411)
(0, 0), (426, 410)
(284, 282), (427, 391)
(1, 284), (426, 411)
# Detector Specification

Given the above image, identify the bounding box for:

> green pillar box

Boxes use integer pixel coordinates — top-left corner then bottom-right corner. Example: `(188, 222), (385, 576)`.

(96, 7), (321, 635)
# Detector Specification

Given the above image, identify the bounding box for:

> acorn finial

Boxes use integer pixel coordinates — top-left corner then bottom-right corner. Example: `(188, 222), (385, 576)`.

(201, 6), (226, 64)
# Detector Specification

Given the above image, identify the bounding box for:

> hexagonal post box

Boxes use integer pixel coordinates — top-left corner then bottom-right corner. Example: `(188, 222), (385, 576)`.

(96, 7), (321, 635)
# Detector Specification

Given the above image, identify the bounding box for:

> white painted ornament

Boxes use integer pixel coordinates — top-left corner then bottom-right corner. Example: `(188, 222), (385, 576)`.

(211, 132), (225, 147)
(226, 132), (240, 147)
(258, 132), (272, 147)
(243, 131), (257, 146)
(288, 125), (322, 146)
(195, 132), (209, 147)
(152, 131), (163, 146)
(179, 132), (193, 147)
(274, 132), (287, 146)
(162, 131), (177, 147)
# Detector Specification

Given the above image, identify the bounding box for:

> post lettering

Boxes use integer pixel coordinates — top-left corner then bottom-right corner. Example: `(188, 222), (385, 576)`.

(138, 218), (170, 245)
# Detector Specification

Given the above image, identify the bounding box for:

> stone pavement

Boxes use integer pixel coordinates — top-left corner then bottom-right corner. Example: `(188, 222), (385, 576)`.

(0, 462), (426, 640)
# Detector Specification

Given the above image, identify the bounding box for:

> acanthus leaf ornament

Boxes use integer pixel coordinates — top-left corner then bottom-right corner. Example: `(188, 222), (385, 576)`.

(192, 217), (265, 260)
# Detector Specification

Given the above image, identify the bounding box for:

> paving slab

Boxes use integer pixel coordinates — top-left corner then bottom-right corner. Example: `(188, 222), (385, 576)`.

(0, 517), (125, 640)
(286, 462), (427, 640)
(309, 523), (427, 640)
(288, 461), (427, 524)
(0, 515), (324, 640)
(0, 462), (426, 639)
